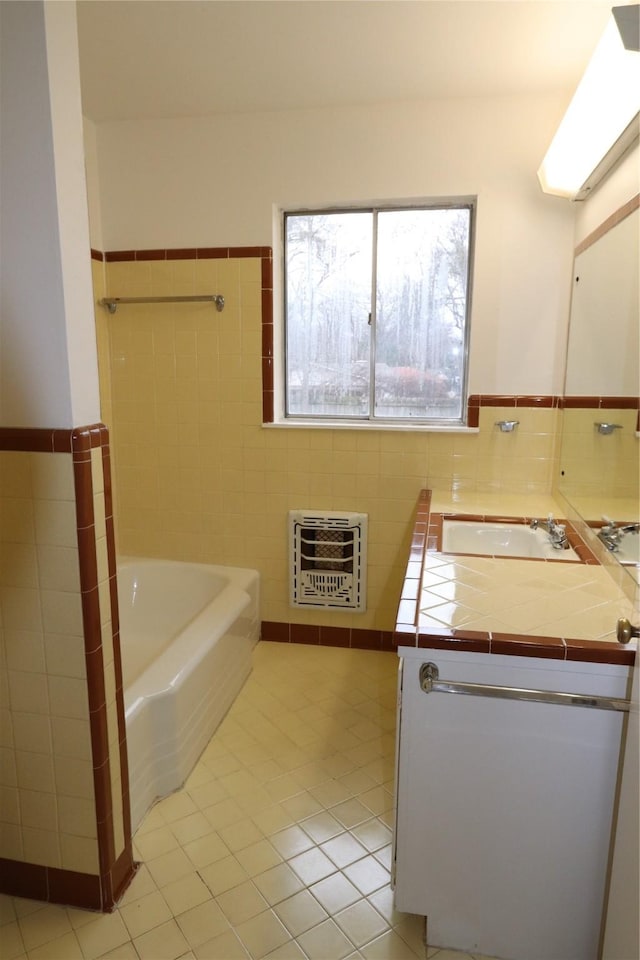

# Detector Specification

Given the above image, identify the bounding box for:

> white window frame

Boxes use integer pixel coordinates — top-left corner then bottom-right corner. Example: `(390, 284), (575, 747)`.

(276, 199), (476, 431)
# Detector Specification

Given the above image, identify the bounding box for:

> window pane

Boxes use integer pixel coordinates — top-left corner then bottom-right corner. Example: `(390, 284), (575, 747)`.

(375, 208), (470, 419)
(286, 212), (373, 417)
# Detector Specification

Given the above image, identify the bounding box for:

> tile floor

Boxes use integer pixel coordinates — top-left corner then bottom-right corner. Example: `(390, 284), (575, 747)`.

(1, 642), (496, 960)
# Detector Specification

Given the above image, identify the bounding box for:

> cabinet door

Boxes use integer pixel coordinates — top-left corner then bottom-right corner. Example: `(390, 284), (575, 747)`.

(394, 652), (627, 960)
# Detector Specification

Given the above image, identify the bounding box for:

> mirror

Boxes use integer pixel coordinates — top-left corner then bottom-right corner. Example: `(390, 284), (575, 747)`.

(558, 201), (639, 580)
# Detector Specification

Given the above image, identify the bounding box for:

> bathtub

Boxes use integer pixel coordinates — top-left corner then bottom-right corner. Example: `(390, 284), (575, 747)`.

(118, 558), (260, 832)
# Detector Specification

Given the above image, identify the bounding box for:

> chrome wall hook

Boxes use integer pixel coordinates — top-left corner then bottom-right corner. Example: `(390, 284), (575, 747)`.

(594, 422), (622, 435)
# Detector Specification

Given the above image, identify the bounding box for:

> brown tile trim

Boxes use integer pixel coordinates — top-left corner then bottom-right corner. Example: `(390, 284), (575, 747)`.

(261, 622), (395, 652)
(564, 637), (636, 666)
(417, 627), (491, 653)
(101, 246), (273, 262)
(91, 248), (104, 262)
(490, 632), (566, 659)
(560, 396), (639, 410)
(467, 394), (561, 417)
(72, 431), (115, 881)
(261, 252), (274, 423)
(574, 193), (640, 257)
(0, 855), (136, 912)
(102, 441), (132, 846)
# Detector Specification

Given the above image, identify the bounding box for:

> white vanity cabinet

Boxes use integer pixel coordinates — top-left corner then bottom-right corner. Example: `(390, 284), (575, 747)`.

(393, 646), (630, 960)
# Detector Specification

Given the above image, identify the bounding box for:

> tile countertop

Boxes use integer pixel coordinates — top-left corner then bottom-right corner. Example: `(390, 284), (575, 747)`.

(394, 490), (637, 666)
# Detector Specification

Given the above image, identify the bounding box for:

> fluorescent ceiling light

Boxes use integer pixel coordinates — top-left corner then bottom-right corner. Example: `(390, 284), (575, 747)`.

(538, 5), (640, 200)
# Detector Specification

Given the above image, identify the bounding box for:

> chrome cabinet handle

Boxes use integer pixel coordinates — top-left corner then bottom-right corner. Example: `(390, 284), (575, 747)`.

(617, 618), (640, 645)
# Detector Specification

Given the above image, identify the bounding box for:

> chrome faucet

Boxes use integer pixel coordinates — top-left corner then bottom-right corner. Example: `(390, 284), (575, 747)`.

(598, 518), (640, 552)
(530, 514), (569, 549)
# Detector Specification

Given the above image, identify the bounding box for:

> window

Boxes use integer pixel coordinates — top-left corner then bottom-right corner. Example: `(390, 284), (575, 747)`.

(284, 202), (474, 425)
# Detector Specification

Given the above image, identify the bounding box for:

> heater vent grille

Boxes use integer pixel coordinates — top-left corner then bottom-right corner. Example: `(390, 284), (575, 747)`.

(289, 511), (367, 611)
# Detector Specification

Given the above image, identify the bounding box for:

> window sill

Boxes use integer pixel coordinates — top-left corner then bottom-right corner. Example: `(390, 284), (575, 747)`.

(263, 419), (480, 434)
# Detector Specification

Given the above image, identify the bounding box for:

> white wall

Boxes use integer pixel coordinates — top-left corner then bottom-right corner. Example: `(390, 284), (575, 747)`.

(574, 141), (640, 243)
(93, 94), (577, 395)
(0, 0), (99, 429)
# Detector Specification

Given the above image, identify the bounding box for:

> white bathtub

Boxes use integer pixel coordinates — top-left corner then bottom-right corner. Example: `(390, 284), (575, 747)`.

(118, 558), (260, 832)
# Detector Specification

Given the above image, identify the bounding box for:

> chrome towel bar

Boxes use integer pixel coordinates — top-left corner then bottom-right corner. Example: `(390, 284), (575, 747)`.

(100, 294), (225, 314)
(419, 662), (630, 712)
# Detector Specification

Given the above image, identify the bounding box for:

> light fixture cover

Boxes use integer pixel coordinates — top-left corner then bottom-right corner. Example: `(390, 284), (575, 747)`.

(538, 8), (640, 199)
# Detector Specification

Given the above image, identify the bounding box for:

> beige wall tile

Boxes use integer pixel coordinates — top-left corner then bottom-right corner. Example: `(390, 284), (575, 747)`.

(11, 712), (52, 754)
(51, 717), (92, 762)
(30, 454), (75, 502)
(60, 832), (100, 873)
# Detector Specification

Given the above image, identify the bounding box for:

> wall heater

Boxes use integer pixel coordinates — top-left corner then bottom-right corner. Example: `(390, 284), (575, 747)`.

(289, 511), (368, 611)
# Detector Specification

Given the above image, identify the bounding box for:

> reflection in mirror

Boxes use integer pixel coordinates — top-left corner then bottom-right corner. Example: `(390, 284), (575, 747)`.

(559, 200), (639, 581)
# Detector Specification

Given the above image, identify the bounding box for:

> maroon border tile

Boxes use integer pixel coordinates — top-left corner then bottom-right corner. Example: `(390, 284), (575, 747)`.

(564, 637), (636, 666)
(574, 193), (639, 256)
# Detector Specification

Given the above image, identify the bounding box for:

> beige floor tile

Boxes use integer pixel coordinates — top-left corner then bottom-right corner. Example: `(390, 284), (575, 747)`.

(272, 890), (328, 939)
(218, 819), (264, 853)
(344, 855), (390, 896)
(155, 792), (199, 824)
(134, 825), (180, 861)
(193, 928), (249, 959)
(280, 791), (324, 822)
(309, 873), (362, 915)
(320, 829), (366, 865)
(287, 847), (336, 886)
(235, 839), (282, 877)
(199, 855), (249, 897)
(334, 900), (390, 948)
(119, 889), (172, 939)
(161, 872), (212, 916)
(331, 798), (375, 829)
(360, 928), (424, 959)
(269, 825), (315, 860)
(182, 831), (230, 870)
(351, 819), (392, 853)
(250, 857), (303, 904)
(169, 811), (213, 846)
(299, 810), (344, 843)
(0, 896), (17, 926)
(234, 909), (291, 959)
(175, 900), (229, 948)
(297, 918), (354, 960)
(145, 847), (196, 887)
(18, 906), (72, 952)
(0, 920), (25, 960)
(74, 912), (130, 960)
(263, 940), (307, 960)
(216, 881), (269, 926)
(188, 779), (230, 811)
(250, 805), (295, 838)
(27, 930), (83, 959)
(133, 918), (190, 960)
(202, 798), (247, 832)
(96, 940), (140, 959)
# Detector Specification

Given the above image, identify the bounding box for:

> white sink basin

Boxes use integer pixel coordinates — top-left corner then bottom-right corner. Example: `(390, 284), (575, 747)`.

(442, 520), (580, 561)
(611, 535), (640, 566)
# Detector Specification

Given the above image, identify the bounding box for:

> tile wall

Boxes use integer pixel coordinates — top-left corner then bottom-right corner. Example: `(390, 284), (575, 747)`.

(94, 250), (563, 633)
(559, 406), (639, 500)
(0, 428), (135, 910)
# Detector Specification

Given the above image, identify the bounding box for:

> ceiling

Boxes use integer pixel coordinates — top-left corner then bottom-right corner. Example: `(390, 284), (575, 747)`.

(76, 0), (617, 123)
